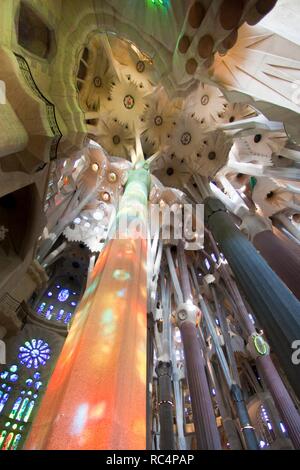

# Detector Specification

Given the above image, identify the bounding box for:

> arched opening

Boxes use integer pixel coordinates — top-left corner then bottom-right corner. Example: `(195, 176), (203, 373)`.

(17, 2), (55, 60)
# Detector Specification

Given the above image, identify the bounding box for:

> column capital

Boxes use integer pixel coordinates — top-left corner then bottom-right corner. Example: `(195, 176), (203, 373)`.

(204, 197), (226, 224)
(246, 333), (270, 359)
(240, 213), (272, 242)
(174, 302), (200, 328)
(155, 361), (172, 378)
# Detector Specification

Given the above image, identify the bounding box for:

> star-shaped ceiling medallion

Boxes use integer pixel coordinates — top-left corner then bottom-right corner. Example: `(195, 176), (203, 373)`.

(89, 112), (135, 159)
(108, 74), (147, 130)
(187, 130), (232, 177)
(141, 88), (181, 148)
(185, 82), (227, 126)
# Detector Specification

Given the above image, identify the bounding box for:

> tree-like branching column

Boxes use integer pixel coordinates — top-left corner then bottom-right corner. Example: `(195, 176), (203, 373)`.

(24, 166), (150, 450)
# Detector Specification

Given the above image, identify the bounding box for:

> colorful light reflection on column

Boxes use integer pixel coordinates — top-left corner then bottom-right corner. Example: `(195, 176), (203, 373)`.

(24, 167), (150, 450)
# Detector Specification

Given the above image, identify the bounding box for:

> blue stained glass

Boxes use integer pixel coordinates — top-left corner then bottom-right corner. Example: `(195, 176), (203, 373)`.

(33, 372), (40, 380)
(21, 391), (25, 395)
(45, 307), (53, 320)
(25, 379), (33, 387)
(18, 339), (51, 369)
(37, 302), (46, 314)
(0, 393), (9, 412)
(9, 397), (22, 419)
(16, 398), (29, 421)
(9, 365), (17, 373)
(56, 309), (64, 321)
(1, 384), (6, 389)
(58, 288), (70, 302)
(56, 285), (60, 289)
(33, 394), (38, 399)
(0, 371), (8, 380)
(9, 374), (18, 382)
(64, 312), (72, 324)
(11, 433), (22, 450)
(34, 381), (42, 390)
(23, 400), (35, 422)
(47, 292), (53, 297)
(71, 301), (77, 307)
(27, 391), (32, 396)
(6, 387), (12, 392)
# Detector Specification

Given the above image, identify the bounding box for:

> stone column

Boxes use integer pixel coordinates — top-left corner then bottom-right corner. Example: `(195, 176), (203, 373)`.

(25, 166), (150, 450)
(178, 315), (221, 449)
(156, 361), (175, 450)
(210, 285), (258, 449)
(241, 213), (300, 300)
(230, 384), (258, 450)
(205, 197), (300, 401)
(207, 228), (300, 449)
(176, 243), (221, 449)
(208, 361), (243, 450)
(253, 230), (300, 301)
(257, 354), (300, 449)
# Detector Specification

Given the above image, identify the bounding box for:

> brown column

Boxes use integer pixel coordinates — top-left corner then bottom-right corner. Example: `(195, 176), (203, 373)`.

(254, 230), (300, 300)
(180, 321), (222, 449)
(176, 242), (221, 449)
(257, 355), (300, 449)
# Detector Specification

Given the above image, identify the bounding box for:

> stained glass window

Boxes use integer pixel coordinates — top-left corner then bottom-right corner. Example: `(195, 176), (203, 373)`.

(58, 288), (70, 302)
(35, 282), (78, 325)
(0, 357), (46, 450)
(56, 309), (64, 321)
(0, 392), (10, 413)
(9, 373), (18, 383)
(10, 434), (22, 450)
(45, 305), (54, 320)
(18, 339), (51, 369)
(37, 302), (46, 314)
(64, 312), (72, 324)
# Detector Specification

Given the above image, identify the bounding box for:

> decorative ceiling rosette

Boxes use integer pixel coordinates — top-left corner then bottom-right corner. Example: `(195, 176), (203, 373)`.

(184, 83), (227, 127)
(168, 113), (206, 162)
(219, 102), (257, 124)
(187, 130), (232, 177)
(107, 156), (131, 185)
(89, 112), (134, 159)
(76, 148), (107, 195)
(152, 153), (191, 190)
(252, 177), (300, 217)
(233, 132), (288, 165)
(108, 73), (147, 130)
(64, 222), (106, 253)
(141, 88), (181, 148)
(230, 140), (272, 167)
(97, 160), (128, 202)
(78, 35), (117, 112)
(109, 36), (156, 92)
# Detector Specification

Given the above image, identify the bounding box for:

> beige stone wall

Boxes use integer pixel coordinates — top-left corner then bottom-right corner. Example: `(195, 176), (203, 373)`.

(0, 101), (28, 157)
